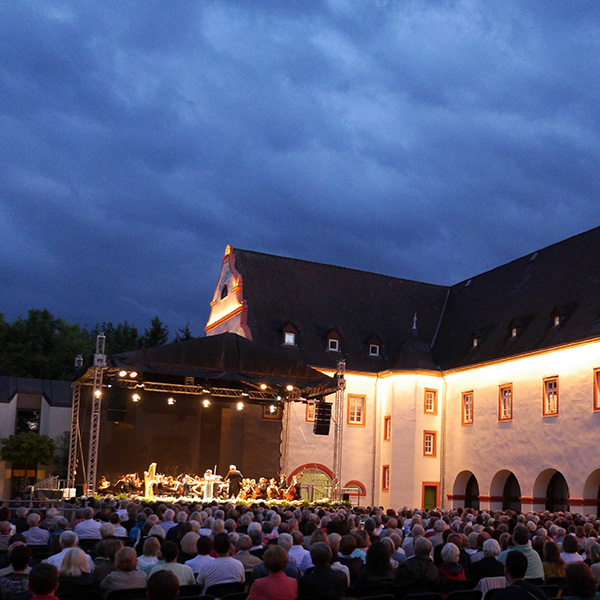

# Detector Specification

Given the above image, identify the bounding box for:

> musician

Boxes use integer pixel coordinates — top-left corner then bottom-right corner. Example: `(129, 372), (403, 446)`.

(203, 469), (217, 500)
(255, 477), (269, 500)
(224, 465), (243, 498)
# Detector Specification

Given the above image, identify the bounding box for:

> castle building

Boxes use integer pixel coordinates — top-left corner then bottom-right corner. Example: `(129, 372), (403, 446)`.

(206, 226), (600, 511)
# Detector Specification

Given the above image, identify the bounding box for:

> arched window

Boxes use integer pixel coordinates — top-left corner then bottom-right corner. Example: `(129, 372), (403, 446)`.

(221, 284), (228, 299)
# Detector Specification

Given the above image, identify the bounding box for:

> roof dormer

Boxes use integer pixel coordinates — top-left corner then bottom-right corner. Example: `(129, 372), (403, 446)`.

(326, 328), (342, 352)
(366, 334), (382, 357)
(282, 322), (299, 346)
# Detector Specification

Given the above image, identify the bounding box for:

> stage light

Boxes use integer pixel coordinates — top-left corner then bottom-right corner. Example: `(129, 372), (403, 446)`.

(94, 390), (102, 398)
(286, 384), (294, 391)
(119, 370), (127, 377)
(241, 392), (249, 397)
(129, 371), (138, 378)
(260, 383), (268, 390)
(236, 401), (244, 411)
(269, 404), (276, 413)
(132, 393), (140, 403)
(202, 398), (211, 408)
(276, 395), (282, 401)
(167, 397), (176, 406)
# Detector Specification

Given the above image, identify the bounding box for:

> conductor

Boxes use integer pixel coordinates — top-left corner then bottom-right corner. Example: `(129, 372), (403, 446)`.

(224, 464), (243, 498)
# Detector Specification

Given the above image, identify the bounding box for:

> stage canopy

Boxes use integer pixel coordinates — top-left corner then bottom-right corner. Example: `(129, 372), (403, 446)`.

(81, 332), (336, 401)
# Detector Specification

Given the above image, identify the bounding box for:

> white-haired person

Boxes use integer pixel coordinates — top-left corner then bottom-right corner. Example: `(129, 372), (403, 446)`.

(469, 538), (504, 583)
(100, 546), (148, 593)
(57, 547), (96, 593)
(22, 513), (50, 546)
(45, 530), (94, 572)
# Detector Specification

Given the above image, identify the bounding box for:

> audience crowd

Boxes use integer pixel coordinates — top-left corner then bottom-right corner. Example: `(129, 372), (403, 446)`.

(0, 499), (600, 599)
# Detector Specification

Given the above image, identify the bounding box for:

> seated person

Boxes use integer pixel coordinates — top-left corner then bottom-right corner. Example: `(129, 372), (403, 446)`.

(137, 537), (161, 575)
(196, 532), (245, 592)
(23, 513), (50, 546)
(298, 542), (348, 600)
(0, 544), (32, 599)
(438, 542), (466, 583)
(28, 562), (60, 600)
(565, 563), (600, 600)
(185, 536), (214, 574)
(249, 545), (297, 600)
(494, 551), (545, 600)
(149, 540), (196, 586)
(147, 569), (179, 600)
(58, 547), (96, 593)
(397, 536), (441, 594)
(100, 546), (148, 593)
(45, 530), (94, 572)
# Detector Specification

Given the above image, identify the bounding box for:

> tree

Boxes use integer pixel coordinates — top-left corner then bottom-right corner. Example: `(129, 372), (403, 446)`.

(140, 316), (169, 347)
(91, 321), (141, 355)
(175, 322), (193, 342)
(0, 432), (57, 467)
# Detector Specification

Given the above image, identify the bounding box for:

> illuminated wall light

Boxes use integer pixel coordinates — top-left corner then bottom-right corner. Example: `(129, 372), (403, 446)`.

(260, 383), (268, 390)
(286, 384), (294, 391)
(202, 398), (211, 408)
(119, 370), (127, 377)
(132, 393), (141, 403)
(236, 401), (244, 411)
(167, 397), (176, 406)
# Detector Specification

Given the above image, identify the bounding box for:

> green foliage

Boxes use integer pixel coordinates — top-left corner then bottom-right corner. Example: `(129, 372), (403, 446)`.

(90, 321), (141, 355)
(140, 316), (169, 347)
(0, 432), (57, 467)
(175, 322), (194, 342)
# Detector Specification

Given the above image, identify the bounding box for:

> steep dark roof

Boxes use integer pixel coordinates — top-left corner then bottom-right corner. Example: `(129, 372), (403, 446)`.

(432, 226), (600, 369)
(0, 376), (72, 407)
(231, 249), (449, 372)
(389, 324), (438, 371)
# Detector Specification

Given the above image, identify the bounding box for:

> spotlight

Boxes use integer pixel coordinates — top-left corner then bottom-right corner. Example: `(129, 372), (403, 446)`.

(167, 397), (176, 406)
(241, 392), (249, 397)
(260, 383), (267, 390)
(94, 390), (102, 398)
(118, 370), (127, 378)
(276, 395), (282, 401)
(236, 401), (244, 411)
(202, 398), (211, 408)
(286, 384), (294, 391)
(269, 404), (276, 414)
(132, 393), (140, 403)
(129, 371), (138, 378)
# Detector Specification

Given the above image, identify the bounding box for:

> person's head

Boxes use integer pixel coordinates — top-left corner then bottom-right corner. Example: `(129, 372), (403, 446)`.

(366, 541), (392, 573)
(99, 523), (115, 539)
(83, 507), (95, 520)
(310, 541), (332, 567)
(197, 535), (213, 556)
(9, 544), (32, 571)
(213, 532), (231, 556)
(27, 513), (41, 528)
(278, 532), (293, 552)
(96, 538), (124, 561)
(566, 563), (597, 598)
(340, 534), (357, 556)
(236, 534), (252, 552)
(0, 521), (11, 535)
(482, 538), (501, 558)
(29, 563), (59, 596)
(180, 531), (200, 555)
(143, 536), (161, 558)
(562, 534), (579, 554)
(60, 548), (91, 577)
(163, 509), (175, 522)
(264, 544), (289, 573)
(414, 537), (433, 558)
(587, 542), (600, 565)
(512, 524), (529, 546)
(441, 542), (460, 565)
(505, 550), (528, 582)
(160, 541), (179, 563)
(147, 569), (179, 600)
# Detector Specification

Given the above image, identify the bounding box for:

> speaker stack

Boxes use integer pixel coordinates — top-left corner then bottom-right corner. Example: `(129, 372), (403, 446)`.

(313, 401), (332, 435)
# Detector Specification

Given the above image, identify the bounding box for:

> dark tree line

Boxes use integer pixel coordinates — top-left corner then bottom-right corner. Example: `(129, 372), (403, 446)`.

(0, 309), (196, 380)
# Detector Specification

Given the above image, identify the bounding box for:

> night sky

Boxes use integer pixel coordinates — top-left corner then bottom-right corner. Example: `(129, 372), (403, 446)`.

(1, 1), (598, 338)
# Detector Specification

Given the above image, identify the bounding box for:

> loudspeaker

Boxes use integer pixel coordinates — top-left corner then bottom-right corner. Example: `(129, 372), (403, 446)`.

(313, 401), (332, 435)
(107, 387), (128, 422)
(342, 493), (350, 501)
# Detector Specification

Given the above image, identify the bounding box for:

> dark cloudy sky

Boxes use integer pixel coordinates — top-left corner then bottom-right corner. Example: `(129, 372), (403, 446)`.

(1, 1), (598, 339)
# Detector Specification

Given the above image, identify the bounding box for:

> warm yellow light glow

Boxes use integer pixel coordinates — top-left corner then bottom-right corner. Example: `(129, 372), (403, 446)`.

(202, 398), (211, 408)
(132, 393), (140, 402)
(129, 371), (138, 378)
(167, 397), (176, 405)
(260, 383), (268, 390)
(286, 384), (294, 391)
(119, 370), (127, 377)
(236, 401), (244, 411)
(269, 404), (276, 413)
(94, 390), (102, 398)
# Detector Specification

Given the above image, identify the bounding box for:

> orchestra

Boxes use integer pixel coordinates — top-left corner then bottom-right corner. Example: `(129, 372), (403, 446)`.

(99, 465), (302, 502)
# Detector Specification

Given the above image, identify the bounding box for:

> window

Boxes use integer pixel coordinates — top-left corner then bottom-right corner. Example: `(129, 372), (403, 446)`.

(15, 409), (40, 434)
(306, 401), (316, 423)
(424, 389), (437, 414)
(462, 392), (474, 425)
(347, 395), (365, 425)
(328, 338), (339, 352)
(382, 465), (390, 491)
(383, 416), (391, 441)
(262, 404), (283, 420)
(543, 377), (559, 416)
(595, 369), (600, 412)
(284, 331), (296, 345)
(424, 431), (437, 457)
(369, 344), (380, 357)
(499, 384), (513, 421)
(221, 284), (228, 299)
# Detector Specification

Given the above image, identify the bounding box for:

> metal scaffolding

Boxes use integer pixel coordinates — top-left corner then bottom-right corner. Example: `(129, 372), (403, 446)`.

(66, 382), (81, 489)
(86, 334), (106, 495)
(332, 359), (346, 500)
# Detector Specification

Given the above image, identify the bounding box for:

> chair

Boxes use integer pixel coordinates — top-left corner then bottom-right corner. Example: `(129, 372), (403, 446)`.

(6, 593), (33, 600)
(446, 590), (483, 600)
(178, 584), (205, 599)
(443, 580), (475, 593)
(482, 589), (504, 600)
(544, 577), (567, 593)
(357, 581), (399, 598)
(474, 576), (507, 600)
(538, 585), (559, 599)
(361, 595), (396, 600)
(205, 582), (245, 598)
(57, 591), (103, 600)
(105, 588), (148, 600)
(221, 593), (249, 600)
(403, 593), (444, 600)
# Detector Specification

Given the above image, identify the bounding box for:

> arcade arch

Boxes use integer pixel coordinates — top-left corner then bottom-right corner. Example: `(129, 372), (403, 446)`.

(452, 470), (480, 509)
(490, 470), (521, 512)
(533, 469), (570, 511)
